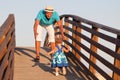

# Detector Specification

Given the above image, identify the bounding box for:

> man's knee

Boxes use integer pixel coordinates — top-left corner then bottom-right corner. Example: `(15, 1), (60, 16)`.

(35, 41), (41, 46)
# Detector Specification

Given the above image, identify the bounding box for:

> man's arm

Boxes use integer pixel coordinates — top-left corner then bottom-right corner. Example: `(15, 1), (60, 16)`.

(33, 20), (39, 39)
(56, 20), (65, 39)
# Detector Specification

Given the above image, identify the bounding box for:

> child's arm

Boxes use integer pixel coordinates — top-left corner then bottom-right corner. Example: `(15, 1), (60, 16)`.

(63, 45), (70, 53)
(47, 50), (55, 55)
(47, 47), (57, 55)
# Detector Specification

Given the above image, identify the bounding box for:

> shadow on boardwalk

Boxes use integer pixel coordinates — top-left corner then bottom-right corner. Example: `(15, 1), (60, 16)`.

(14, 47), (85, 80)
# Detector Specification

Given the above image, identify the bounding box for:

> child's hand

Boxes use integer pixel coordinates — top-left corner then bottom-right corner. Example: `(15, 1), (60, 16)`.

(66, 45), (70, 50)
(63, 45), (70, 53)
(47, 50), (55, 55)
(47, 52), (50, 55)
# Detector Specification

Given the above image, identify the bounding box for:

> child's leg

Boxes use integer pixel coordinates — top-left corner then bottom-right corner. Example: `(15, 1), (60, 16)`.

(62, 67), (66, 75)
(55, 67), (59, 76)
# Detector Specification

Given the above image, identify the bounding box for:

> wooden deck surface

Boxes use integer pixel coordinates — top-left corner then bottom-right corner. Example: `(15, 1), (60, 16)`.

(14, 47), (84, 80)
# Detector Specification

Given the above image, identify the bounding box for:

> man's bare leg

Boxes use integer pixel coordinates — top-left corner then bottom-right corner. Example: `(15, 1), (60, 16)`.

(35, 41), (41, 60)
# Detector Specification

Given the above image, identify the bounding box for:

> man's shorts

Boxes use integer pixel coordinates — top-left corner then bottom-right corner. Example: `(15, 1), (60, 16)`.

(35, 25), (55, 42)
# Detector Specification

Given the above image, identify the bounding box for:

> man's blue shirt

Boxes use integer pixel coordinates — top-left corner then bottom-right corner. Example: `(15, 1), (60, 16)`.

(35, 10), (60, 26)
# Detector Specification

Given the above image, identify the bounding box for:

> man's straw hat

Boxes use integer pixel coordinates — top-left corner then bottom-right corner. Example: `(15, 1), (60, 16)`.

(45, 6), (54, 12)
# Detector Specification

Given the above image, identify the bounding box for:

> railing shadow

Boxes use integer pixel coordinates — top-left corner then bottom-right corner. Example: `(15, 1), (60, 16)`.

(15, 47), (84, 80)
(15, 47), (54, 75)
(15, 47), (51, 61)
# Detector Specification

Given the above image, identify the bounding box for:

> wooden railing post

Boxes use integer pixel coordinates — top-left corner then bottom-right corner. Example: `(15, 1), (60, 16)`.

(113, 35), (120, 80)
(75, 21), (82, 60)
(89, 26), (99, 74)
(64, 17), (69, 46)
(72, 19), (77, 55)
(72, 19), (82, 60)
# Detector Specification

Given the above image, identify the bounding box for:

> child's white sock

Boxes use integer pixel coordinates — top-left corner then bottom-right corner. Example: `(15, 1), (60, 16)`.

(55, 72), (59, 76)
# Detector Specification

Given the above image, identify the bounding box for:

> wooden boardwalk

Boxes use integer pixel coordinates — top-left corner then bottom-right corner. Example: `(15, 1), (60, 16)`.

(14, 47), (84, 80)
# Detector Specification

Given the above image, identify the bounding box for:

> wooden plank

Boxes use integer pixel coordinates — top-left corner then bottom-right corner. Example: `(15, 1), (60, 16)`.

(3, 49), (14, 80)
(0, 35), (5, 45)
(89, 27), (98, 74)
(0, 14), (14, 38)
(113, 35), (120, 80)
(0, 53), (9, 80)
(0, 38), (14, 80)
(10, 63), (14, 80)
(9, 46), (14, 80)
(0, 47), (7, 61)
(76, 22), (82, 60)
(0, 35), (7, 53)
(64, 17), (69, 48)
(0, 23), (14, 53)
(72, 19), (76, 55)
(3, 60), (9, 80)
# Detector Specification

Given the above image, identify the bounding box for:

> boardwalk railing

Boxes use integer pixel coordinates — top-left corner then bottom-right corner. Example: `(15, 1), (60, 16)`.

(44, 14), (120, 80)
(0, 14), (15, 80)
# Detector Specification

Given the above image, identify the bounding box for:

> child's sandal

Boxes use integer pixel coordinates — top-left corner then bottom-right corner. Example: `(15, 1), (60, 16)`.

(63, 69), (66, 75)
(55, 72), (59, 76)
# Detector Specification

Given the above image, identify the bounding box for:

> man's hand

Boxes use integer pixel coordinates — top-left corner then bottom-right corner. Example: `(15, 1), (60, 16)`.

(56, 20), (65, 40)
(62, 34), (66, 40)
(34, 31), (38, 39)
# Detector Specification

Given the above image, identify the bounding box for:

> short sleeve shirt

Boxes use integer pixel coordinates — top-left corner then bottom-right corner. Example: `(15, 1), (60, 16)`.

(35, 10), (60, 26)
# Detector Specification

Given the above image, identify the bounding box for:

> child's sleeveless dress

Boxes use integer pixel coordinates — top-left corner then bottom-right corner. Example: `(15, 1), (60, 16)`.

(51, 45), (69, 68)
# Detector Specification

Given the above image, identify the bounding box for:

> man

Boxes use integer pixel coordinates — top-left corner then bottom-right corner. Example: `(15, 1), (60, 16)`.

(33, 6), (64, 61)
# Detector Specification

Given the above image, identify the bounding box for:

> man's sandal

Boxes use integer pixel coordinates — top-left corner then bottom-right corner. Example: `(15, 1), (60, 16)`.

(34, 56), (40, 62)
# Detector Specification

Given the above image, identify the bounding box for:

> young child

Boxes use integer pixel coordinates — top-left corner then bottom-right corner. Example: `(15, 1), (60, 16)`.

(47, 38), (70, 76)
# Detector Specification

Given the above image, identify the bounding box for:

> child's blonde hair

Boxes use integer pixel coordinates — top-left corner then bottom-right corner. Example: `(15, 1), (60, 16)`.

(55, 37), (63, 44)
